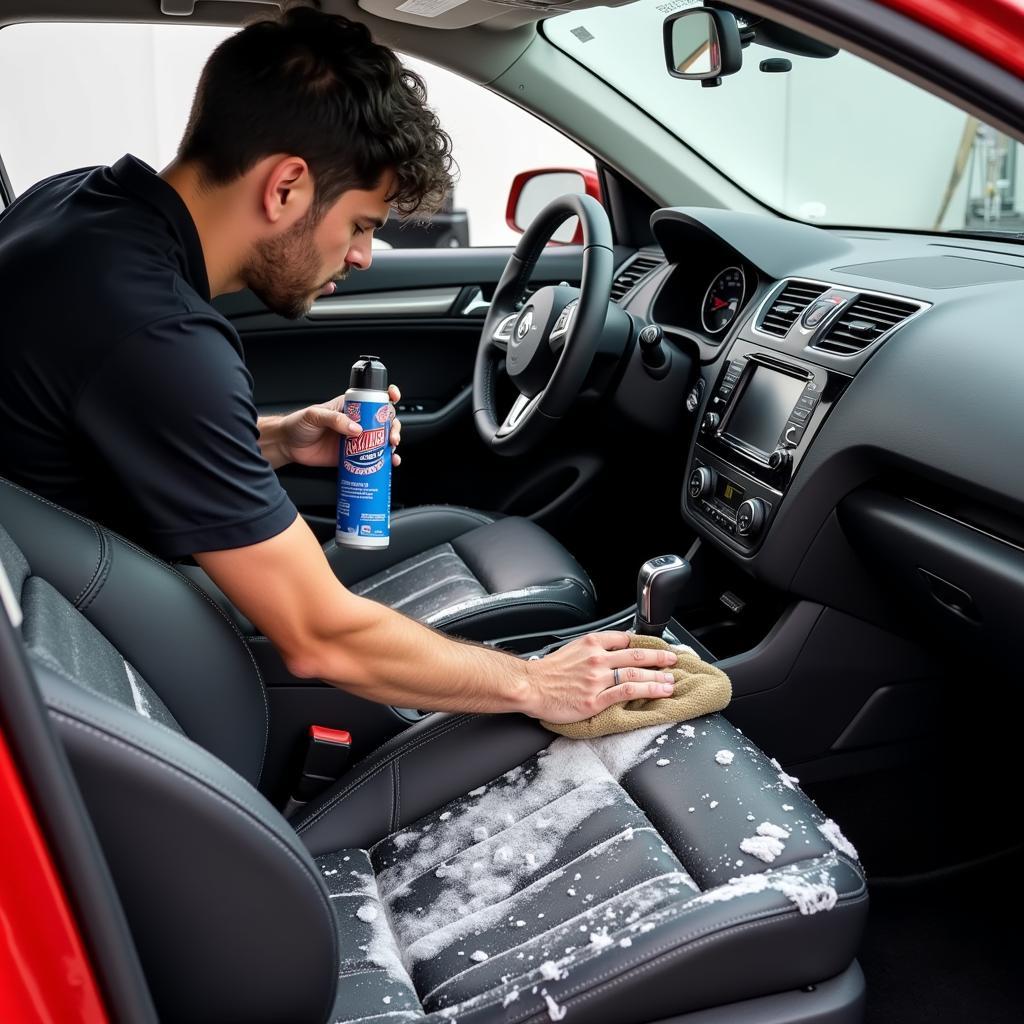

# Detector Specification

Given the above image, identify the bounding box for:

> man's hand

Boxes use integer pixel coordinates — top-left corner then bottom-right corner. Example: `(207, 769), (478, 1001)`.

(522, 631), (678, 724)
(259, 384), (402, 470)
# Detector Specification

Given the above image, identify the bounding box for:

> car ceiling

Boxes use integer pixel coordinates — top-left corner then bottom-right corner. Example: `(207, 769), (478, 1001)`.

(0, 0), (623, 87)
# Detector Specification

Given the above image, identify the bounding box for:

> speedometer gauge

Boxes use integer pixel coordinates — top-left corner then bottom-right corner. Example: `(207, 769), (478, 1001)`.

(701, 267), (746, 335)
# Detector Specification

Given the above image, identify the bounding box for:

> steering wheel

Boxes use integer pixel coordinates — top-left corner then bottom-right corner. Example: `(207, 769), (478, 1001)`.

(473, 193), (613, 456)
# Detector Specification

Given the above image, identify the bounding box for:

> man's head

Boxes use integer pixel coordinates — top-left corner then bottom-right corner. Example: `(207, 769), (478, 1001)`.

(175, 4), (454, 317)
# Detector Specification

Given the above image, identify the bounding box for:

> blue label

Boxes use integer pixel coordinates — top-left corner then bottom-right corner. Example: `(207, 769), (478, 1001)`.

(336, 399), (392, 541)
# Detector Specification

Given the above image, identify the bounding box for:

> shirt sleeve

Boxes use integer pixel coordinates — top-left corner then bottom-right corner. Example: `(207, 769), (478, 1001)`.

(75, 313), (297, 559)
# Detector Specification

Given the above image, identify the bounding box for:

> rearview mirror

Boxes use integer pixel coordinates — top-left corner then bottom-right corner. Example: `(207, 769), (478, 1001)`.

(506, 168), (601, 245)
(664, 8), (743, 85)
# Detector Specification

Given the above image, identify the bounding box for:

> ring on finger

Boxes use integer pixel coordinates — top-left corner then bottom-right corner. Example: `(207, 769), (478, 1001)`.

(612, 667), (621, 687)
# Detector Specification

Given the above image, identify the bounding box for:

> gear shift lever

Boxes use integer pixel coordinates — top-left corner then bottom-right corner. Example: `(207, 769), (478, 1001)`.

(634, 555), (691, 636)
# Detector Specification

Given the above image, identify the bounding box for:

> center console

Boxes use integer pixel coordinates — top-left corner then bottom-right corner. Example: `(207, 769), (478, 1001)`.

(685, 338), (850, 552)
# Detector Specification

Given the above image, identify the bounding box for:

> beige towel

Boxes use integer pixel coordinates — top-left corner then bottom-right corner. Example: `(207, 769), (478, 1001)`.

(541, 633), (731, 739)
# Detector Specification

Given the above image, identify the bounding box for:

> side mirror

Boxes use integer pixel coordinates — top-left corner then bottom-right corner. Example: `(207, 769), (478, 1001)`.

(505, 168), (601, 245)
(664, 8), (743, 86)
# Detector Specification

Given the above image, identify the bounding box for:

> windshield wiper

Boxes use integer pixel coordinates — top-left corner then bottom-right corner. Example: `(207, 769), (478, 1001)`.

(945, 228), (1024, 242)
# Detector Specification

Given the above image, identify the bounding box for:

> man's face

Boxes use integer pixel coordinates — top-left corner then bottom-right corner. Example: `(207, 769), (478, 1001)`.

(243, 172), (393, 319)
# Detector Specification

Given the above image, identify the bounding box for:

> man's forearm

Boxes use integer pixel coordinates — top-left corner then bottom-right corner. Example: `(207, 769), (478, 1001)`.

(287, 593), (533, 715)
(195, 517), (677, 726)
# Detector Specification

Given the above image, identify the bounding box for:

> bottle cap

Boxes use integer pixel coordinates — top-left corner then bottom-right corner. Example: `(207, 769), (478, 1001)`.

(349, 354), (388, 392)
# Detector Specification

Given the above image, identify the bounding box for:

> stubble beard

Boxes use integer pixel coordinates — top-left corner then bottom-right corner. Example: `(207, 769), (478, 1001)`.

(243, 212), (347, 319)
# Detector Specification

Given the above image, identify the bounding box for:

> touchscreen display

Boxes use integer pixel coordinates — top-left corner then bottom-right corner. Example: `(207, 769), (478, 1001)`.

(724, 366), (805, 454)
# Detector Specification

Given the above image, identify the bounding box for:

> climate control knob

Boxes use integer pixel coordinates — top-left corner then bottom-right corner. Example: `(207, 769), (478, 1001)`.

(768, 447), (793, 473)
(701, 412), (721, 435)
(736, 498), (768, 538)
(688, 466), (715, 499)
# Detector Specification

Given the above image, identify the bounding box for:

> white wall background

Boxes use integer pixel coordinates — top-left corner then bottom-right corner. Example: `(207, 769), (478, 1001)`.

(0, 22), (594, 246)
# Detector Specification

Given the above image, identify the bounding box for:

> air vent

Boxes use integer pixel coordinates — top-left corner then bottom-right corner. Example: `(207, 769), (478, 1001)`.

(814, 294), (922, 355)
(757, 280), (829, 338)
(610, 253), (664, 303)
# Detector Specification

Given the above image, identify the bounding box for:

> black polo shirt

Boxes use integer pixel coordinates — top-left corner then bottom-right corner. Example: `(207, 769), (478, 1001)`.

(0, 155), (297, 559)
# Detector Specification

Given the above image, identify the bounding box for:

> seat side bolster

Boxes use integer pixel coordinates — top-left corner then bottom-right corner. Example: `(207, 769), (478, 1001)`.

(37, 664), (338, 1024)
(296, 712), (551, 855)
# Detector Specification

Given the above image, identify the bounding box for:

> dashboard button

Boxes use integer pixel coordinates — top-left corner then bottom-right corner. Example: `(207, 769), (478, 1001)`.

(789, 406), (811, 422)
(783, 422), (805, 446)
(797, 393), (818, 409)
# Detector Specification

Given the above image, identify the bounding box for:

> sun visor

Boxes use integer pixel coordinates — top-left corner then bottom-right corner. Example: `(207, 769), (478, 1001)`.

(358, 0), (633, 31)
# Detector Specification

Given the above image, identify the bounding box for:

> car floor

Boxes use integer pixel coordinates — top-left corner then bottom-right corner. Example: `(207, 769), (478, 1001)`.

(802, 725), (1023, 1024)
(860, 846), (1024, 1023)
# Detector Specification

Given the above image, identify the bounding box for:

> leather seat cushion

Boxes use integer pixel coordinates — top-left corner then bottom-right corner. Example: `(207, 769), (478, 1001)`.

(301, 714), (867, 1024)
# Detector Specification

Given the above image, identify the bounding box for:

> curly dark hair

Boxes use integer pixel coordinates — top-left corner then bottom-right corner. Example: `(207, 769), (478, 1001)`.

(177, 4), (455, 219)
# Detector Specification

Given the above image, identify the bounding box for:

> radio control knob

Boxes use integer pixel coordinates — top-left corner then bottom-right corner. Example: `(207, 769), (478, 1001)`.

(701, 412), (721, 435)
(688, 467), (715, 499)
(768, 447), (793, 473)
(736, 498), (767, 538)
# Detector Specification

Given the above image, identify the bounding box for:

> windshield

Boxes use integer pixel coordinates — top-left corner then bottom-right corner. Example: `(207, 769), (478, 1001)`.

(546, 0), (1023, 236)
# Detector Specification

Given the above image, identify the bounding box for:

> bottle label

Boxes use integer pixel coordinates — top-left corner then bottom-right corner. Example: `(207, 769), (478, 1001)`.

(336, 398), (392, 541)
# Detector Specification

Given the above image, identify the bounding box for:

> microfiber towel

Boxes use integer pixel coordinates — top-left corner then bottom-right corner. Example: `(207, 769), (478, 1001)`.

(541, 633), (732, 738)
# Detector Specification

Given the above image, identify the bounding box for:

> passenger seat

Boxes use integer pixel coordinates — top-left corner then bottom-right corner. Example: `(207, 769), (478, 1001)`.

(0, 477), (868, 1023)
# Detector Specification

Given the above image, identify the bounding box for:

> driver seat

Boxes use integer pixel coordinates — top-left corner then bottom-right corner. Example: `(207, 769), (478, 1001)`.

(181, 503), (599, 642)
(325, 506), (597, 640)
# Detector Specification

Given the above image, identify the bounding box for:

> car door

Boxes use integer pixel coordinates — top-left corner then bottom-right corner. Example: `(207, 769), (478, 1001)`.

(214, 243), (605, 539)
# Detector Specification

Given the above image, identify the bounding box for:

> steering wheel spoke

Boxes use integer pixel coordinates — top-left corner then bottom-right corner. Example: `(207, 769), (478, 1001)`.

(497, 391), (540, 437)
(548, 299), (579, 347)
(491, 312), (518, 350)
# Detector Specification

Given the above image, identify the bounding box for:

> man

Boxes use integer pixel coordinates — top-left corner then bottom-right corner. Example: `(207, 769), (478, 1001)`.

(0, 5), (677, 722)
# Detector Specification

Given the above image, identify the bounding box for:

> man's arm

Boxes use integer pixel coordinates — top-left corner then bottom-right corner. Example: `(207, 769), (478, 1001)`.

(195, 516), (678, 723)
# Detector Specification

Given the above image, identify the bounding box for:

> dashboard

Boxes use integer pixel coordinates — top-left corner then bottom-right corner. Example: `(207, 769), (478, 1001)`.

(617, 207), (1024, 663)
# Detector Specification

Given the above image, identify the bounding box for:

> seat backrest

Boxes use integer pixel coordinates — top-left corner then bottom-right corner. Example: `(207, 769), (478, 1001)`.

(0, 482), (338, 1023)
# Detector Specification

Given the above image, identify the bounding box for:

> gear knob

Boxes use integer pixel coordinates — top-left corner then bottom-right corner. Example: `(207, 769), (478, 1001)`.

(634, 555), (691, 636)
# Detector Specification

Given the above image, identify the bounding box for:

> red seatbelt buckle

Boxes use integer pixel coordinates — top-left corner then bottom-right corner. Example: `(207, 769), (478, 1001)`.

(294, 725), (352, 802)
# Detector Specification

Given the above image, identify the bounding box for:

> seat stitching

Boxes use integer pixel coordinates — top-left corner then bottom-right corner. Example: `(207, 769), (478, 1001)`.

(501, 894), (870, 1024)
(294, 715), (476, 834)
(49, 710), (339, 1015)
(77, 528), (112, 612)
(0, 480), (270, 784)
(392, 759), (401, 833)
(72, 522), (105, 607)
